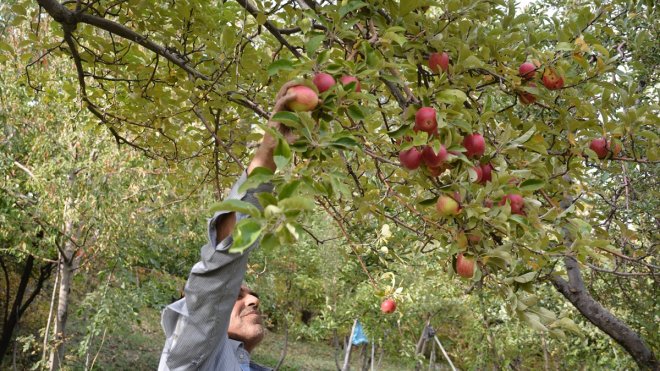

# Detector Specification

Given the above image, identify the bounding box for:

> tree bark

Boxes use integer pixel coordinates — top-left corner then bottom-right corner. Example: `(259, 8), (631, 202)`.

(0, 255), (33, 363)
(551, 256), (657, 369)
(48, 170), (79, 371)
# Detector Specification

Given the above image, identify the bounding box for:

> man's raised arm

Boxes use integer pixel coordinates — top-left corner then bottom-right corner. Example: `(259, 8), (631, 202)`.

(158, 83), (298, 371)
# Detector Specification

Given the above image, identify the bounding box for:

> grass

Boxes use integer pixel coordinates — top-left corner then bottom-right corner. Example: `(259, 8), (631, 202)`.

(253, 330), (415, 371)
(9, 302), (415, 370)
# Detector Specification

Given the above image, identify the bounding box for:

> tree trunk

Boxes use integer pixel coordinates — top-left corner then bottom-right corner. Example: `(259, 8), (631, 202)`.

(48, 253), (74, 370)
(551, 256), (657, 369)
(48, 169), (79, 371)
(342, 319), (358, 371)
(0, 255), (33, 363)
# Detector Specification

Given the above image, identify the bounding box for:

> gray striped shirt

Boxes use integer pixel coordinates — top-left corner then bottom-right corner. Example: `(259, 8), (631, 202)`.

(158, 172), (273, 371)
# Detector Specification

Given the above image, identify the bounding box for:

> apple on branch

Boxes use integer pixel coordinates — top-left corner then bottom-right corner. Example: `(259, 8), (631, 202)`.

(499, 194), (525, 215)
(589, 137), (609, 159)
(380, 298), (396, 314)
(519, 62), (537, 80)
(421, 144), (447, 168)
(518, 82), (537, 105)
(542, 67), (564, 90)
(414, 107), (438, 134)
(428, 52), (450, 73)
(456, 253), (476, 279)
(463, 133), (486, 158)
(339, 75), (361, 92)
(588, 137), (621, 160)
(285, 85), (319, 112)
(479, 163), (493, 184)
(436, 195), (461, 217)
(399, 147), (423, 170)
(313, 72), (336, 93)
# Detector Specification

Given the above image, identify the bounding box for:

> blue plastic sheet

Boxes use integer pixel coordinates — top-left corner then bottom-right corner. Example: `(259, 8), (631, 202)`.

(351, 320), (369, 345)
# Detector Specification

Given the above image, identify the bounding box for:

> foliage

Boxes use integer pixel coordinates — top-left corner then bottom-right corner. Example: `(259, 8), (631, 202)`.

(1, 0), (658, 368)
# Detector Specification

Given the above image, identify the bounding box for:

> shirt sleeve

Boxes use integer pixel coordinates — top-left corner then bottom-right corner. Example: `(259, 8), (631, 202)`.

(159, 171), (273, 370)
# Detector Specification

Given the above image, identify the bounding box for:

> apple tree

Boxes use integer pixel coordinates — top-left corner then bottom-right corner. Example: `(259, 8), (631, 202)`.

(4, 0), (658, 368)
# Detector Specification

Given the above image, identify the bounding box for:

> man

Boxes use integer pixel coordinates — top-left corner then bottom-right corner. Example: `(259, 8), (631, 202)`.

(158, 82), (299, 371)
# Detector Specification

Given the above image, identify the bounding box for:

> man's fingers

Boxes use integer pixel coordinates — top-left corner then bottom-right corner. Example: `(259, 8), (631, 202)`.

(272, 92), (297, 115)
(275, 82), (299, 100)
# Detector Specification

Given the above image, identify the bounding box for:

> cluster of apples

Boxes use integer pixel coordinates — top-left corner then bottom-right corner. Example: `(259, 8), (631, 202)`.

(516, 62), (565, 105)
(283, 72), (362, 112)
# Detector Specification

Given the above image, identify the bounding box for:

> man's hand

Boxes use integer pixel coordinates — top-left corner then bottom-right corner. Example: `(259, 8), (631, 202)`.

(248, 81), (301, 173)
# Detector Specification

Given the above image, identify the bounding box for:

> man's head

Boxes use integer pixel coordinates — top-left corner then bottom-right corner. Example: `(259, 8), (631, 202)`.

(227, 285), (264, 352)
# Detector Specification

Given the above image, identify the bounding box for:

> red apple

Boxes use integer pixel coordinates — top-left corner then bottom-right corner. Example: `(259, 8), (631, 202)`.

(589, 137), (608, 159)
(414, 107), (437, 134)
(340, 75), (361, 92)
(542, 67), (564, 90)
(463, 133), (486, 159)
(380, 298), (396, 314)
(471, 165), (483, 183)
(421, 144), (447, 167)
(499, 194), (525, 215)
(399, 147), (423, 170)
(436, 195), (460, 217)
(456, 253), (475, 278)
(429, 52), (450, 73)
(519, 62), (537, 80)
(286, 85), (319, 111)
(518, 82), (537, 105)
(479, 163), (493, 184)
(313, 72), (336, 93)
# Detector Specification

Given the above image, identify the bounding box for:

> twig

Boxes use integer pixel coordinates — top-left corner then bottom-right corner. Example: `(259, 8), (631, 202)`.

(235, 0), (303, 59)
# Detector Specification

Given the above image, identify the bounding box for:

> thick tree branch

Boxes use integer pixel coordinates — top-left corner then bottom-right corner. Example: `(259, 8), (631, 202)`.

(550, 257), (657, 369)
(37, 0), (209, 80)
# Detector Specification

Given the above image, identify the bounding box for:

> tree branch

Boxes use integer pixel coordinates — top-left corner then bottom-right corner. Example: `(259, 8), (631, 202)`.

(551, 257), (657, 369)
(235, 0), (303, 59)
(37, 0), (209, 80)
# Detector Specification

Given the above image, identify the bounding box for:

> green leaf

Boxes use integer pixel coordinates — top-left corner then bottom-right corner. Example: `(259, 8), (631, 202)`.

(306, 34), (325, 56)
(238, 167), (274, 194)
(330, 136), (359, 149)
(347, 104), (366, 120)
(514, 272), (537, 283)
(399, 0), (427, 15)
(522, 312), (547, 332)
(418, 196), (439, 206)
(274, 137), (291, 169)
(260, 232), (279, 251)
(279, 196), (316, 211)
(339, 1), (368, 18)
(382, 31), (408, 47)
(512, 127), (536, 145)
(267, 59), (295, 76)
(229, 219), (264, 254)
(209, 199), (261, 218)
(437, 89), (467, 105)
(271, 111), (301, 127)
(520, 179), (545, 191)
(462, 55), (483, 69)
(255, 12), (267, 25)
(278, 180), (301, 200)
(556, 42), (574, 51)
(553, 317), (581, 335)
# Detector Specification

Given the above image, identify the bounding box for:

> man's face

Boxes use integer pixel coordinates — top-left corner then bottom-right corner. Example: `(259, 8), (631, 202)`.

(227, 285), (264, 352)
